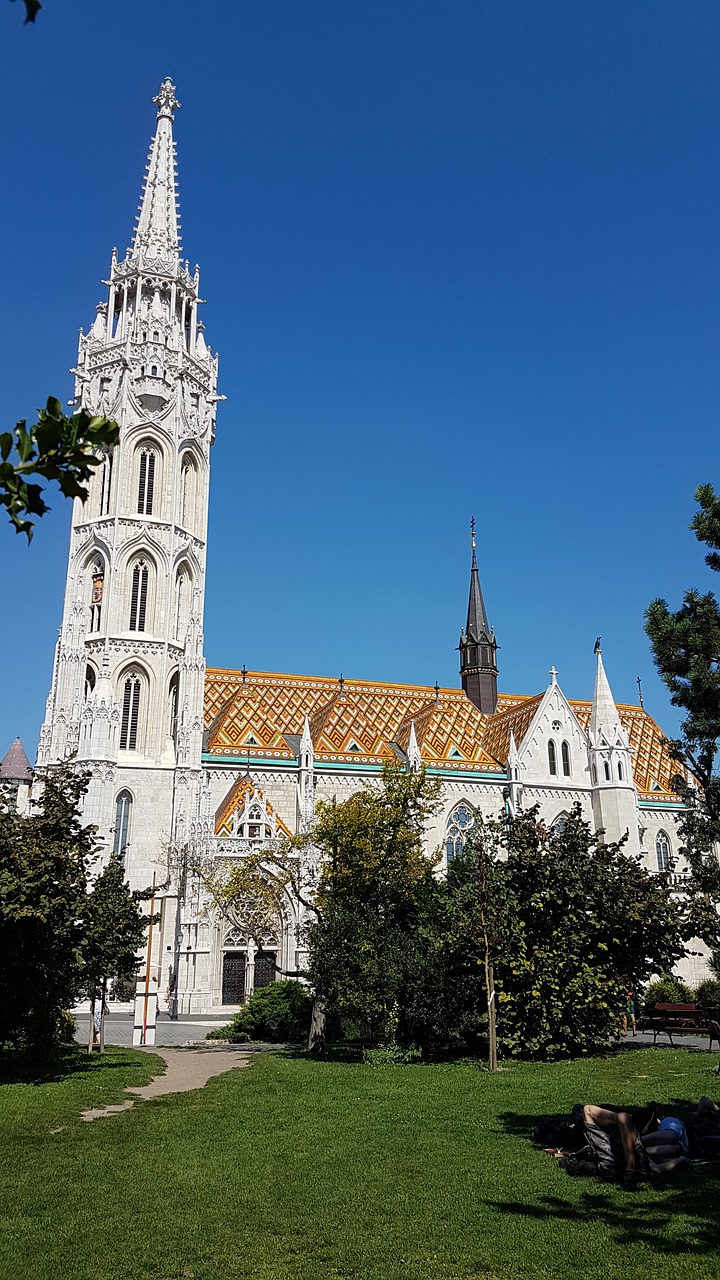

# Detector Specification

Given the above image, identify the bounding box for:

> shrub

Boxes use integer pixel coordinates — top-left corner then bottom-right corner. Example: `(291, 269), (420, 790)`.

(362, 1044), (422, 1066)
(57, 1010), (76, 1044)
(640, 975), (695, 1014)
(206, 981), (312, 1044)
(694, 979), (720, 1010)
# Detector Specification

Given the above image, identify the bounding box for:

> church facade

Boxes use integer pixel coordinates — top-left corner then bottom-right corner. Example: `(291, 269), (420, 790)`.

(36, 84), (696, 1013)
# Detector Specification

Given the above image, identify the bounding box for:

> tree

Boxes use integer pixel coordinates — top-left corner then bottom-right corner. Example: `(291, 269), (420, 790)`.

(12, 0), (41, 20)
(1, 399), (118, 540)
(490, 805), (687, 1060)
(645, 482), (720, 929)
(0, 764), (94, 1052)
(81, 852), (151, 1052)
(306, 765), (441, 1047)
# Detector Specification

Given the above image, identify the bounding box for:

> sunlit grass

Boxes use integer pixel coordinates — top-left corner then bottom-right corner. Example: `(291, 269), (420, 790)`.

(1, 1046), (718, 1279)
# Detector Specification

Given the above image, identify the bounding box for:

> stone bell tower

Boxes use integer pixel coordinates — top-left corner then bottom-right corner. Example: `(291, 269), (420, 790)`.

(38, 81), (221, 885)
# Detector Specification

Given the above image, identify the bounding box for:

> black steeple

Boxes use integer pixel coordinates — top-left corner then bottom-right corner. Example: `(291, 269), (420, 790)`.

(459, 517), (498, 715)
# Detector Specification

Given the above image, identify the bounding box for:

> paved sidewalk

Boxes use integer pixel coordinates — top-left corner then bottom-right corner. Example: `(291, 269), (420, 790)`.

(81, 1046), (251, 1121)
(74, 1013), (227, 1048)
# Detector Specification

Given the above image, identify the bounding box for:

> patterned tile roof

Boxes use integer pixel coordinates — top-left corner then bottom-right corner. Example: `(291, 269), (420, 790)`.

(205, 669), (500, 772)
(204, 669), (679, 795)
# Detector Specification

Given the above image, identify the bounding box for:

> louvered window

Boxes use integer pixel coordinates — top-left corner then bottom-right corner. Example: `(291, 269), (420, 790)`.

(137, 449), (156, 515)
(120, 675), (141, 751)
(129, 560), (148, 631)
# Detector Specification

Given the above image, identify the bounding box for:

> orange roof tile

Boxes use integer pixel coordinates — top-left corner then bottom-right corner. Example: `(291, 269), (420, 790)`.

(204, 668), (680, 795)
(205, 669), (500, 772)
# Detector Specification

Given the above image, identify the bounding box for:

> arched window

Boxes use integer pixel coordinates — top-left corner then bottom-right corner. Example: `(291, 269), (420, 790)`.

(551, 812), (569, 836)
(129, 559), (149, 631)
(561, 741), (571, 777)
(548, 740), (557, 776)
(137, 447), (156, 515)
(180, 456), (196, 530)
(119, 672), (142, 751)
(656, 831), (671, 873)
(84, 664), (96, 700)
(445, 803), (475, 862)
(168, 672), (179, 745)
(99, 451), (113, 516)
(112, 790), (132, 860)
(617, 760), (624, 781)
(604, 760), (611, 781)
(89, 558), (104, 633)
(174, 567), (191, 640)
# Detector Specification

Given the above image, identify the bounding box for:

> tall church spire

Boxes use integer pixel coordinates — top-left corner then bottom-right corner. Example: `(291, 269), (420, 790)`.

(131, 78), (181, 262)
(459, 518), (499, 715)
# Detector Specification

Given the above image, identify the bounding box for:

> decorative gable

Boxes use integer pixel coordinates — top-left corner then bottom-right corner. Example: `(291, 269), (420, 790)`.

(214, 778), (293, 840)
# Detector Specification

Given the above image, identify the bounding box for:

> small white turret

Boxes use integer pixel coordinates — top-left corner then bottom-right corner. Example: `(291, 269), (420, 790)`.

(588, 646), (640, 853)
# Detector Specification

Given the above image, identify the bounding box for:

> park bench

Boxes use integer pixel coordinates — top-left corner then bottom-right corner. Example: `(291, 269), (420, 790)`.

(645, 1002), (720, 1049)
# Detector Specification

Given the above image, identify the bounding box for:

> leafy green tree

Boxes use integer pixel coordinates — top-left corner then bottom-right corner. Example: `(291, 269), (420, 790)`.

(0, 765), (94, 1052)
(491, 805), (686, 1059)
(401, 839), (512, 1065)
(306, 764), (441, 1047)
(645, 482), (720, 927)
(82, 853), (151, 1050)
(1, 399), (118, 539)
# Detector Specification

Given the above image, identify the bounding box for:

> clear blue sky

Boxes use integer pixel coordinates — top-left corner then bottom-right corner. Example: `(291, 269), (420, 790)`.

(1, 0), (718, 758)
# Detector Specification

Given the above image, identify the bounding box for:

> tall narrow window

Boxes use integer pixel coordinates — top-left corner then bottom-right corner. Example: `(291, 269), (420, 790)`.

(120, 673), (141, 750)
(174, 569), (186, 639)
(99, 451), (113, 516)
(604, 761), (611, 781)
(112, 790), (132, 860)
(137, 448), (156, 515)
(561, 741), (571, 777)
(180, 459), (194, 529)
(168, 672), (179, 745)
(656, 831), (670, 872)
(84, 665), (96, 700)
(129, 560), (149, 631)
(617, 760), (624, 781)
(89, 560), (104, 633)
(548, 740), (557, 776)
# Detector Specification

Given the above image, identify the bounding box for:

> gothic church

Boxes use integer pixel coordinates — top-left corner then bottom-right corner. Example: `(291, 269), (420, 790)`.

(34, 84), (692, 1011)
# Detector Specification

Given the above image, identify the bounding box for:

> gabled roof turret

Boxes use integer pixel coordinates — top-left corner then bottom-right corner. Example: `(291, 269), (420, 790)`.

(0, 737), (32, 784)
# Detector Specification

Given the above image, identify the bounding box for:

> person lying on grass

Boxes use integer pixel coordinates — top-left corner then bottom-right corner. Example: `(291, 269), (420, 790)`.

(536, 1099), (698, 1191)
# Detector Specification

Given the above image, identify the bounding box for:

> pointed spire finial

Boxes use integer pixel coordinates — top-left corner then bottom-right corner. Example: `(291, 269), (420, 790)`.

(153, 77), (180, 121)
(470, 514), (476, 557)
(636, 676), (644, 709)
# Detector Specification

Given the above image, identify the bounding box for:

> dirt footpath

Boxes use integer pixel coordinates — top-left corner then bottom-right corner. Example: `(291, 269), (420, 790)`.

(81, 1047), (251, 1121)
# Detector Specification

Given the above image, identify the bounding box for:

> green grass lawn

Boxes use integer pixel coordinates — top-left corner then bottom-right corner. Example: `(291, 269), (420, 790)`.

(0, 1046), (718, 1280)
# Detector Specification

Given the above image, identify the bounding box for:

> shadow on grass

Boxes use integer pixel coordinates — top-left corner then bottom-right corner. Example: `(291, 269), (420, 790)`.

(487, 1179), (720, 1256)
(493, 1099), (720, 1257)
(0, 1045), (150, 1087)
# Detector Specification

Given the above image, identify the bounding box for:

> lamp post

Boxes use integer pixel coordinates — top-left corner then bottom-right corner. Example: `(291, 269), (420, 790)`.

(170, 843), (188, 1020)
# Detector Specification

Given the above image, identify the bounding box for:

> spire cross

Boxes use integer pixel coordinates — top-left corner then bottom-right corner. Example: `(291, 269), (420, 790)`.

(549, 665), (558, 683)
(470, 515), (476, 552)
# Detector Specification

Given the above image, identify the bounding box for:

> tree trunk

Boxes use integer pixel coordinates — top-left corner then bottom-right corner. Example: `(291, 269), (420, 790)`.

(307, 997), (326, 1055)
(99, 977), (107, 1054)
(485, 956), (498, 1072)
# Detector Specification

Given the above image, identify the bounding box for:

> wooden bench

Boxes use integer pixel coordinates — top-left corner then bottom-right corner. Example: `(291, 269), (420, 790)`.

(645, 1002), (720, 1049)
